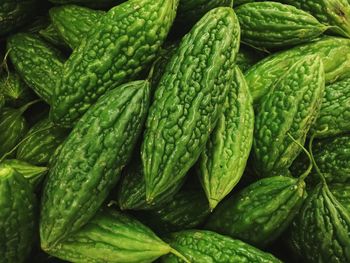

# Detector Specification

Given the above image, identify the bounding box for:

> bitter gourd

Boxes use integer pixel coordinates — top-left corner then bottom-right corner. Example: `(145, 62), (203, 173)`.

(289, 182), (350, 262)
(310, 77), (350, 138)
(236, 2), (327, 48)
(17, 117), (69, 166)
(253, 55), (324, 177)
(206, 175), (307, 247)
(49, 5), (105, 50)
(161, 230), (282, 263)
(0, 165), (36, 263)
(50, 0), (179, 127)
(39, 24), (70, 50)
(329, 184), (350, 213)
(7, 33), (65, 104)
(40, 80), (150, 249)
(245, 37), (350, 103)
(142, 7), (241, 202)
(198, 66), (254, 210)
(47, 208), (177, 263)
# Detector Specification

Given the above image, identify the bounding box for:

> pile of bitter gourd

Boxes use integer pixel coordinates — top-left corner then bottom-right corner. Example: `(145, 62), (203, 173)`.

(0, 0), (350, 262)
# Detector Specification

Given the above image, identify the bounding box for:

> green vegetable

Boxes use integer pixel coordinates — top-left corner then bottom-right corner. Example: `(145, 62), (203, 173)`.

(46, 208), (180, 263)
(0, 165), (36, 263)
(236, 45), (265, 73)
(7, 33), (65, 104)
(245, 37), (350, 103)
(17, 117), (69, 166)
(39, 24), (70, 50)
(310, 77), (350, 138)
(40, 80), (150, 249)
(0, 159), (47, 188)
(142, 7), (241, 203)
(329, 184), (350, 213)
(206, 175), (307, 247)
(161, 230), (282, 263)
(236, 2), (327, 48)
(198, 66), (254, 210)
(253, 55), (324, 177)
(289, 182), (350, 262)
(50, 0), (179, 127)
(49, 5), (105, 50)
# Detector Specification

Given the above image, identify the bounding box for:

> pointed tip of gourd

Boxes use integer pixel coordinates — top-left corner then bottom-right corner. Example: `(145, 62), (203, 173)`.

(170, 248), (190, 263)
(208, 198), (219, 212)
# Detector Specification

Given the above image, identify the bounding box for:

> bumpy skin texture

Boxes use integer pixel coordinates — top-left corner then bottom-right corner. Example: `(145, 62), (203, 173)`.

(0, 107), (28, 158)
(329, 184), (350, 213)
(310, 78), (350, 138)
(0, 0), (37, 36)
(245, 37), (350, 103)
(199, 66), (254, 210)
(142, 7), (241, 202)
(47, 209), (171, 263)
(161, 230), (282, 263)
(206, 176), (306, 247)
(236, 45), (265, 73)
(253, 56), (325, 177)
(7, 33), (65, 104)
(51, 0), (179, 127)
(17, 117), (69, 165)
(0, 166), (36, 263)
(49, 5), (105, 49)
(40, 81), (150, 249)
(236, 2), (327, 48)
(290, 183), (350, 262)
(278, 0), (350, 38)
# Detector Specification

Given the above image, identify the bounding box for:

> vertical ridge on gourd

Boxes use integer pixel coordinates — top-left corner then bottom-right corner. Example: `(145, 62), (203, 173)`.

(198, 66), (254, 210)
(329, 184), (350, 213)
(253, 55), (325, 177)
(0, 166), (36, 263)
(141, 7), (241, 203)
(40, 80), (150, 249)
(245, 37), (350, 103)
(6, 33), (65, 104)
(236, 2), (328, 48)
(46, 208), (174, 263)
(50, 0), (179, 127)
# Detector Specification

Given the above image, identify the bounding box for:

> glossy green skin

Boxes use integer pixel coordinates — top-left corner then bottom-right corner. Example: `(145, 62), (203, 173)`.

(161, 230), (282, 263)
(290, 183), (350, 262)
(310, 78), (350, 138)
(0, 107), (28, 158)
(246, 37), (350, 103)
(206, 176), (306, 247)
(199, 66), (254, 210)
(253, 55), (324, 177)
(40, 81), (150, 249)
(47, 208), (171, 263)
(49, 5), (105, 50)
(0, 0), (37, 36)
(51, 0), (179, 127)
(39, 24), (70, 50)
(1, 159), (47, 188)
(236, 2), (327, 48)
(329, 184), (350, 213)
(142, 7), (241, 202)
(0, 166), (36, 263)
(278, 0), (350, 38)
(236, 45), (265, 73)
(17, 117), (69, 166)
(7, 33), (65, 104)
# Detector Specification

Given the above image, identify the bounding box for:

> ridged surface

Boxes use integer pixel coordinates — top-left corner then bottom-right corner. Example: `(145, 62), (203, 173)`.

(7, 33), (65, 104)
(142, 7), (241, 202)
(51, 0), (179, 127)
(199, 66), (254, 210)
(329, 184), (350, 213)
(48, 208), (171, 263)
(0, 166), (35, 263)
(206, 176), (306, 247)
(245, 37), (350, 103)
(17, 117), (69, 165)
(236, 2), (327, 48)
(290, 183), (350, 262)
(253, 55), (324, 176)
(49, 5), (104, 49)
(310, 78), (350, 138)
(161, 230), (282, 263)
(40, 81), (150, 248)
